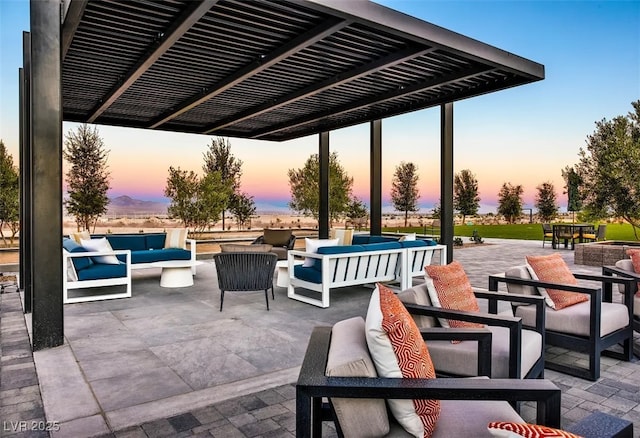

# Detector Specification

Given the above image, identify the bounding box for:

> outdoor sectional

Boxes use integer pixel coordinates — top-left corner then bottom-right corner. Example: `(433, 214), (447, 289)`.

(62, 232), (196, 304)
(287, 237), (447, 307)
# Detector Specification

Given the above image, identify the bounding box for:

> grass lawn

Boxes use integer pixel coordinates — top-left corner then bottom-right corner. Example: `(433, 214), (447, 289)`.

(383, 222), (640, 242)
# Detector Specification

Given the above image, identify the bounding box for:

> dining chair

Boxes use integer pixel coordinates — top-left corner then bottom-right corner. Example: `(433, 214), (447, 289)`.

(541, 223), (553, 247)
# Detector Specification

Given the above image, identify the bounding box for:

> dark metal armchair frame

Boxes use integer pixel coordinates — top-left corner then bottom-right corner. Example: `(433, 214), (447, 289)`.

(403, 288), (546, 379)
(602, 265), (640, 333)
(213, 252), (278, 311)
(542, 223), (554, 247)
(296, 325), (562, 438)
(489, 273), (635, 381)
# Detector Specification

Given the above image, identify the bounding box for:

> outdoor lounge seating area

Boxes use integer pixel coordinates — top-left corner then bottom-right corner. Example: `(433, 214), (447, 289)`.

(5, 237), (640, 437)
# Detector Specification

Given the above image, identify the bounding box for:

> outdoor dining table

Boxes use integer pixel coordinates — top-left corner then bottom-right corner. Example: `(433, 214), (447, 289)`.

(551, 223), (594, 249)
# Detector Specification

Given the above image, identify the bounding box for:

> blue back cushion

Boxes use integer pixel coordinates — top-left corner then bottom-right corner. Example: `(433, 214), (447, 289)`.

(146, 234), (166, 250)
(313, 245), (366, 271)
(106, 234), (146, 251)
(399, 240), (429, 248)
(62, 238), (93, 271)
(351, 235), (370, 245)
(361, 242), (402, 252)
(368, 236), (398, 244)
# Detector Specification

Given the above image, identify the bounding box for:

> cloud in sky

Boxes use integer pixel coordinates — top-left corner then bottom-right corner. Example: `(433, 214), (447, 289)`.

(1, 0), (638, 214)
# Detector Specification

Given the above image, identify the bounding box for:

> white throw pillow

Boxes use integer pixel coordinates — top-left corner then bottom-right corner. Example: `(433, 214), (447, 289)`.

(80, 238), (120, 264)
(303, 238), (339, 267)
(423, 276), (450, 328)
(399, 233), (416, 242)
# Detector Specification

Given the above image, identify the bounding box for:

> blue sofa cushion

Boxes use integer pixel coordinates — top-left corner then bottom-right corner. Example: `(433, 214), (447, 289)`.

(294, 265), (322, 284)
(129, 248), (191, 264)
(399, 240), (434, 248)
(360, 242), (402, 251)
(368, 236), (398, 244)
(313, 245), (366, 270)
(351, 235), (399, 245)
(146, 234), (166, 250)
(62, 238), (93, 271)
(106, 234), (147, 251)
(351, 234), (370, 245)
(76, 262), (127, 281)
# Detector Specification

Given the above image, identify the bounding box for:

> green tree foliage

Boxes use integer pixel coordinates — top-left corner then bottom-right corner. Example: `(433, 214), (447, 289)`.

(391, 162), (420, 227)
(535, 181), (558, 223)
(561, 166), (583, 213)
(0, 140), (20, 246)
(63, 124), (110, 231)
(454, 169), (481, 224)
(229, 192), (256, 230)
(202, 137), (243, 230)
(164, 166), (230, 233)
(288, 152), (353, 224)
(574, 100), (640, 238)
(497, 182), (524, 224)
(345, 196), (369, 230)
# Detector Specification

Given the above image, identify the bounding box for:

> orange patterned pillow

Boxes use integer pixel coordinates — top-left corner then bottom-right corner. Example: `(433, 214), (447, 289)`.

(625, 249), (640, 296)
(365, 283), (441, 437)
(525, 254), (588, 310)
(488, 421), (583, 437)
(424, 261), (483, 331)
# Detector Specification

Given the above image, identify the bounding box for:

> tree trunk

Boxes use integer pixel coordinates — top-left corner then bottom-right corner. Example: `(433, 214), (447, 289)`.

(404, 211), (408, 227)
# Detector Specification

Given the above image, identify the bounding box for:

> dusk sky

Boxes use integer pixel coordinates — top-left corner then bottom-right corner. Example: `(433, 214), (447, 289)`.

(1, 1), (638, 213)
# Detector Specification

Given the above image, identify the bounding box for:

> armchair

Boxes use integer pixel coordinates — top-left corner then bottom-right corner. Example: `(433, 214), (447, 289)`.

(252, 229), (296, 260)
(602, 259), (640, 333)
(489, 259), (635, 381)
(542, 223), (553, 247)
(398, 282), (545, 379)
(296, 318), (562, 438)
(213, 252), (278, 310)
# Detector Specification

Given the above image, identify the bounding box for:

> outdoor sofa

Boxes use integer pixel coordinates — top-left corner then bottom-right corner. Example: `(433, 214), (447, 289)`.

(287, 237), (446, 307)
(62, 231), (196, 304)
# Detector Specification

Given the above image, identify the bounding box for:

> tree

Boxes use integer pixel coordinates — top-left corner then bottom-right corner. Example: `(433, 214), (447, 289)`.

(454, 169), (480, 224)
(497, 182), (524, 223)
(63, 124), (111, 231)
(229, 192), (256, 230)
(574, 101), (640, 238)
(345, 196), (368, 230)
(391, 162), (420, 227)
(164, 166), (230, 233)
(535, 181), (558, 223)
(0, 140), (20, 246)
(288, 152), (353, 224)
(202, 137), (243, 231)
(561, 166), (584, 222)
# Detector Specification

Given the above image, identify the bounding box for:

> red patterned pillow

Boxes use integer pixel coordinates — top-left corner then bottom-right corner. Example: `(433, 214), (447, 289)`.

(625, 249), (640, 297)
(424, 261), (484, 331)
(525, 254), (588, 310)
(365, 283), (441, 437)
(488, 421), (583, 437)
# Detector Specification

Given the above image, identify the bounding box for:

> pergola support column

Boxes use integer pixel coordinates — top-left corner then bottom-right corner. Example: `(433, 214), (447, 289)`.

(30, 0), (64, 350)
(440, 103), (454, 263)
(318, 132), (329, 239)
(370, 120), (382, 235)
(20, 32), (32, 310)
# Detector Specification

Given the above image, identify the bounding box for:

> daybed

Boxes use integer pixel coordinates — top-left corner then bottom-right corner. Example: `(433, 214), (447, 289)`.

(287, 238), (446, 308)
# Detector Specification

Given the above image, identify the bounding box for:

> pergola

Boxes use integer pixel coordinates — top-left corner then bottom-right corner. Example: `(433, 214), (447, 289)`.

(20, 0), (544, 349)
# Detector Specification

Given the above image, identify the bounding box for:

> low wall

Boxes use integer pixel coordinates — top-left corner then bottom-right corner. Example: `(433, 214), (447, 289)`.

(574, 241), (640, 266)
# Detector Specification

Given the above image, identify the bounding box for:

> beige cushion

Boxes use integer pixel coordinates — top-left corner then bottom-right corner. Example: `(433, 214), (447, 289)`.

(426, 326), (542, 378)
(326, 317), (389, 437)
(505, 265), (538, 296)
(164, 228), (187, 249)
(71, 230), (90, 244)
(515, 300), (629, 337)
(221, 243), (272, 253)
(262, 229), (292, 246)
(397, 283), (437, 328)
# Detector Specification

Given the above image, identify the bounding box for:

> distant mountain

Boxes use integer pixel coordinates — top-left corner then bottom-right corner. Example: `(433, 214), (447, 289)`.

(107, 196), (168, 215)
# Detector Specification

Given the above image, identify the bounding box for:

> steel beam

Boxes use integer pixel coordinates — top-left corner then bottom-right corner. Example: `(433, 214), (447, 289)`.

(21, 32), (33, 311)
(440, 103), (454, 263)
(370, 120), (382, 236)
(319, 132), (330, 239)
(30, 0), (64, 350)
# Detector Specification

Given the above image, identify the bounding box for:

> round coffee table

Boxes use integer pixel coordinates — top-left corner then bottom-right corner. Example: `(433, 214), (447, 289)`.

(151, 260), (204, 288)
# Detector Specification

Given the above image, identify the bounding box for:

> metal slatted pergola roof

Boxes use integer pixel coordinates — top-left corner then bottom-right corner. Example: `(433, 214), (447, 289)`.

(23, 0), (544, 349)
(61, 0), (544, 142)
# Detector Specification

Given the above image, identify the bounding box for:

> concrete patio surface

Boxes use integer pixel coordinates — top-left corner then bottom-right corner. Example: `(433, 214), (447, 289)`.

(1, 238), (639, 437)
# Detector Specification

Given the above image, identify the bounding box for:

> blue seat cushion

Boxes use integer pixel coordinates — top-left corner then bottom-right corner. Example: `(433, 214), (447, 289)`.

(361, 242), (402, 251)
(129, 248), (191, 264)
(294, 265), (322, 284)
(76, 262), (127, 281)
(62, 238), (93, 271)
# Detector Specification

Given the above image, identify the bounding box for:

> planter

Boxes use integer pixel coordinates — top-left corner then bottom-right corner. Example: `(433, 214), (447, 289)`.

(574, 240), (640, 266)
